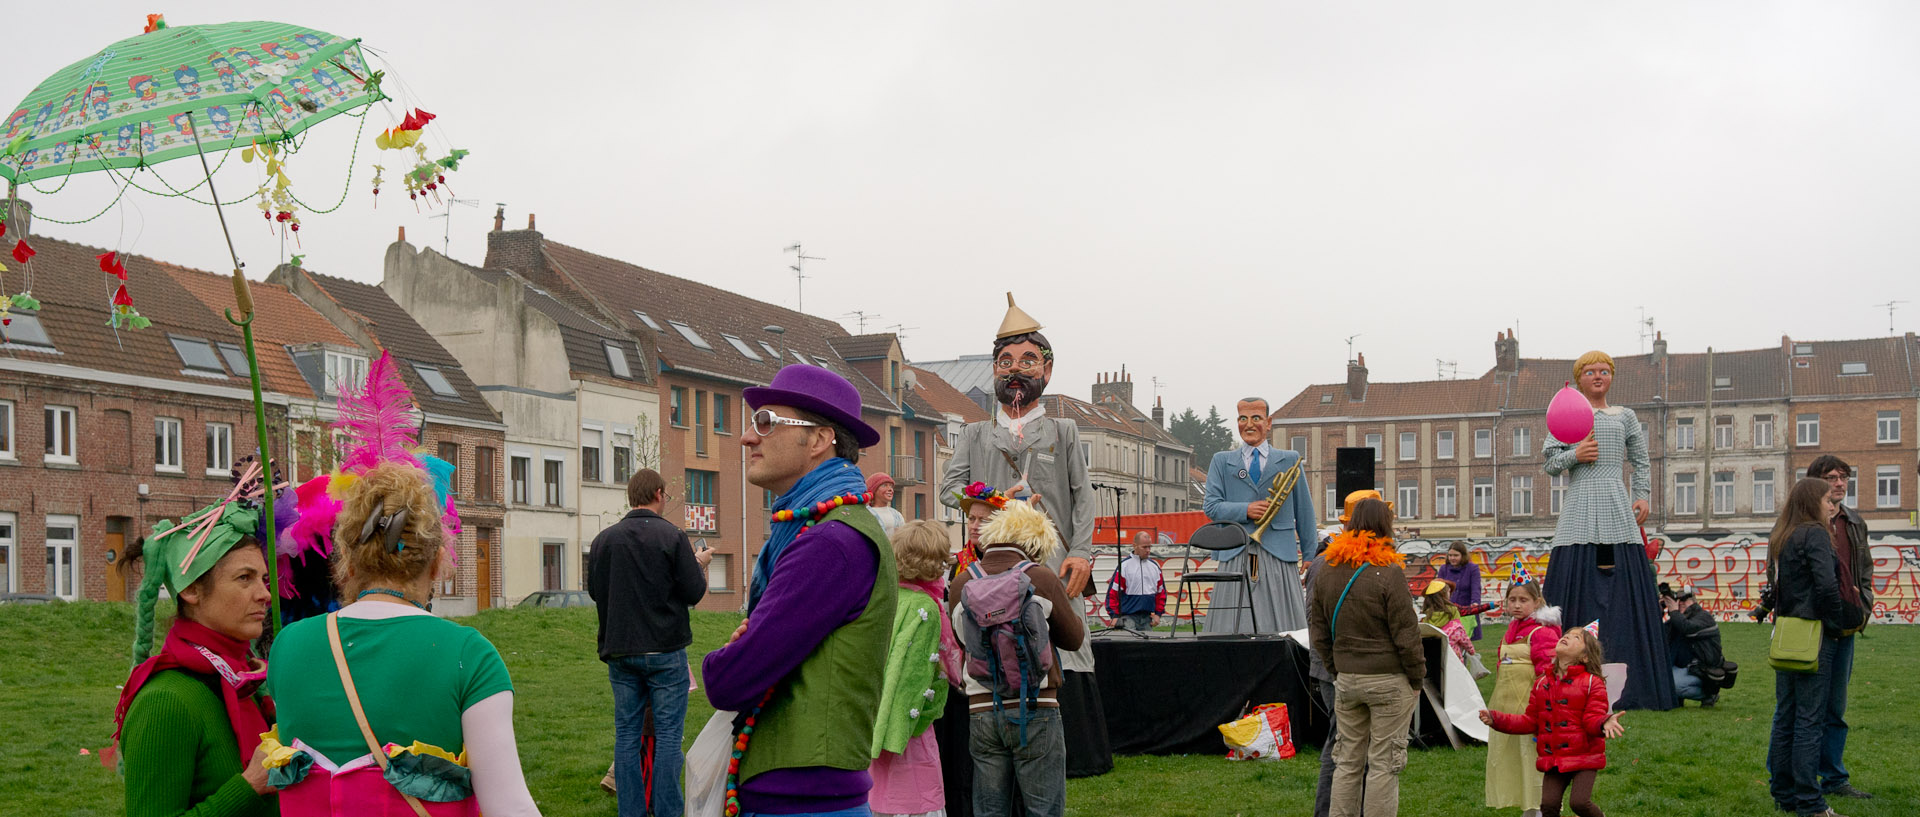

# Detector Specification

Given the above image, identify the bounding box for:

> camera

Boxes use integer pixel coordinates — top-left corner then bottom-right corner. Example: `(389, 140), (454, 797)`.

(1749, 582), (1776, 622)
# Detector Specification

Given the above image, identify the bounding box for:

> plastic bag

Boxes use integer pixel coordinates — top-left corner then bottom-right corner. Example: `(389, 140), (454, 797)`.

(1219, 702), (1295, 760)
(684, 710), (737, 817)
(1464, 650), (1492, 680)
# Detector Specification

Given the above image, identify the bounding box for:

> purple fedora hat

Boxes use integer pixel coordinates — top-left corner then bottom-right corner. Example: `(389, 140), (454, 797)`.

(744, 364), (881, 448)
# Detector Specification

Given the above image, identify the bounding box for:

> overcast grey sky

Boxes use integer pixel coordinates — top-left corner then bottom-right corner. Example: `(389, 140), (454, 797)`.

(10, 2), (1919, 417)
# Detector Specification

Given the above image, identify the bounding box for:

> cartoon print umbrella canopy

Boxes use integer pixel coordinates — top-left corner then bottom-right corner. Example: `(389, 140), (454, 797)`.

(0, 20), (383, 183)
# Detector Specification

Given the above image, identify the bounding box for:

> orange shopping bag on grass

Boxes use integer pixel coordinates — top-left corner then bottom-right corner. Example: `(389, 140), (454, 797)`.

(1218, 702), (1295, 760)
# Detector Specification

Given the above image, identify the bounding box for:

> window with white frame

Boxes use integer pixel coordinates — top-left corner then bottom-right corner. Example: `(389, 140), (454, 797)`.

(510, 455), (531, 504)
(0, 400), (13, 459)
(1511, 476), (1534, 516)
(1436, 430), (1455, 460)
(1753, 415), (1774, 448)
(1473, 428), (1493, 459)
(1397, 479), (1419, 518)
(1472, 477), (1495, 515)
(1435, 479), (1458, 516)
(46, 515), (78, 600)
(1876, 465), (1901, 509)
(1551, 473), (1568, 515)
(1712, 471), (1735, 515)
(1714, 416), (1734, 450)
(1796, 414), (1819, 446)
(708, 553), (731, 591)
(1365, 433), (1382, 462)
(154, 417), (182, 472)
(1878, 411), (1901, 444)
(1398, 431), (1416, 461)
(603, 344), (633, 380)
(1511, 426), (1531, 458)
(1675, 417), (1695, 451)
(1674, 473), (1698, 515)
(205, 423), (233, 475)
(1845, 474), (1858, 507)
(544, 458), (565, 506)
(612, 433), (633, 484)
(324, 350), (369, 395)
(1754, 469), (1776, 514)
(1840, 362), (1867, 375)
(1325, 486), (1338, 521)
(581, 428), (603, 483)
(0, 513), (15, 593)
(44, 405), (77, 464)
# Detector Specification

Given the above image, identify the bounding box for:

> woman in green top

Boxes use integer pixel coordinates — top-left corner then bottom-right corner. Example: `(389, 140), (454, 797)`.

(266, 461), (541, 817)
(113, 501), (279, 817)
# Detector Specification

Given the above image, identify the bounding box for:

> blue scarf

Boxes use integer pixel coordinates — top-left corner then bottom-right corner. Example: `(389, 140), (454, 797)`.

(748, 457), (869, 613)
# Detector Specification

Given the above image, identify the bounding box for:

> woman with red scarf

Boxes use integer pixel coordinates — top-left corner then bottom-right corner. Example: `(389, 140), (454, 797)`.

(114, 501), (277, 817)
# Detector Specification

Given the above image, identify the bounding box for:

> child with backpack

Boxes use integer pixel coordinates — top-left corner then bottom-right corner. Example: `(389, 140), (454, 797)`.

(870, 521), (967, 817)
(1486, 578), (1561, 817)
(1480, 624), (1626, 817)
(950, 499), (1086, 817)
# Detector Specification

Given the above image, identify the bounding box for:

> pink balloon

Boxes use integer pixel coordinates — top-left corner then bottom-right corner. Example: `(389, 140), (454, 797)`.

(1547, 384), (1595, 444)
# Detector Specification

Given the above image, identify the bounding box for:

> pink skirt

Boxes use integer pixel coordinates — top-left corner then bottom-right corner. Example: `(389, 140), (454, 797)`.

(867, 728), (945, 816)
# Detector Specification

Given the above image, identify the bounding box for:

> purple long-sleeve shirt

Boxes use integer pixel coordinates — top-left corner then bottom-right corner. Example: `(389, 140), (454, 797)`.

(1436, 561), (1482, 607)
(703, 520), (878, 814)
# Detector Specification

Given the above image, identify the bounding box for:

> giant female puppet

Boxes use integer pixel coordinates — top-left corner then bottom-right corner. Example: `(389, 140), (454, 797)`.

(1542, 350), (1676, 711)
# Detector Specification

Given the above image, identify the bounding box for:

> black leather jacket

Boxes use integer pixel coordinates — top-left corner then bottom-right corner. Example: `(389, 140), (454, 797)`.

(1769, 524), (1845, 637)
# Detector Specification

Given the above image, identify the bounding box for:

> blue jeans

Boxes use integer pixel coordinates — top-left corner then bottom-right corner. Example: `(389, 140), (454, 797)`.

(611, 650), (690, 817)
(1818, 634), (1855, 793)
(743, 809), (871, 817)
(1767, 637), (1838, 815)
(1672, 665), (1704, 701)
(971, 708), (1066, 817)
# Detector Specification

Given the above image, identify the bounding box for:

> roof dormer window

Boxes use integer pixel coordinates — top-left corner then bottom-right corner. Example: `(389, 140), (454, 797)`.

(632, 311), (662, 331)
(413, 363), (461, 397)
(723, 334), (762, 360)
(668, 320), (713, 350)
(170, 335), (227, 376)
(325, 349), (369, 395)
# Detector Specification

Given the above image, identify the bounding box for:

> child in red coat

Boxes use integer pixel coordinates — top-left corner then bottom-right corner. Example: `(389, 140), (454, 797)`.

(1479, 626), (1626, 817)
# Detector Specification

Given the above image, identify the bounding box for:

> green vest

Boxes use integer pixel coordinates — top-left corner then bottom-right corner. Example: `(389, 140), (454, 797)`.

(741, 504), (898, 782)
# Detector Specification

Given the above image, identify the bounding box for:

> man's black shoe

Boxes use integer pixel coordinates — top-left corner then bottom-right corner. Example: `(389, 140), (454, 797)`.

(1700, 694), (1718, 708)
(1827, 784), (1873, 799)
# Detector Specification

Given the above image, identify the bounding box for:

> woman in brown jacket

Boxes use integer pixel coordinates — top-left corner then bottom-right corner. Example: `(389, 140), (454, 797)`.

(1306, 498), (1425, 817)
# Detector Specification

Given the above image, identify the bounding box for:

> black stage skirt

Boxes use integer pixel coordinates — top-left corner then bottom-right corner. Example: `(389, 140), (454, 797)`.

(1544, 542), (1678, 711)
(1060, 669), (1114, 778)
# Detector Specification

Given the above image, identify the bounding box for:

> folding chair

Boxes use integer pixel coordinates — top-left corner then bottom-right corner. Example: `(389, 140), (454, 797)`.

(1173, 522), (1259, 636)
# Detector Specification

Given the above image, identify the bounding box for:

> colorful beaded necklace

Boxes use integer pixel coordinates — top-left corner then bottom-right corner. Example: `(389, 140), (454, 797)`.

(725, 490), (870, 817)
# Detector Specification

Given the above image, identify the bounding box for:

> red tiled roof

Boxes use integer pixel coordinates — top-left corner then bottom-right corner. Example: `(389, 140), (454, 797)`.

(1276, 375), (1498, 419)
(911, 366), (989, 423)
(1666, 347), (1786, 404)
(1043, 394), (1186, 448)
(1787, 336), (1915, 398)
(166, 265), (355, 400)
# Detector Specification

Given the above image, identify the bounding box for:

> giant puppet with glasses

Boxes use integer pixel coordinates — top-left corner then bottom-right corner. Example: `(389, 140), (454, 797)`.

(1201, 397), (1317, 634)
(940, 293), (1113, 779)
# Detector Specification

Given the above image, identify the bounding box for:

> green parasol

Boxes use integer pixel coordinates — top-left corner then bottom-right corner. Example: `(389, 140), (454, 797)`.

(0, 18), (401, 634)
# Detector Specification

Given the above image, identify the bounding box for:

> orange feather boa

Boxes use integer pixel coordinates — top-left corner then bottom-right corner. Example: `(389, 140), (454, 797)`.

(1323, 530), (1405, 568)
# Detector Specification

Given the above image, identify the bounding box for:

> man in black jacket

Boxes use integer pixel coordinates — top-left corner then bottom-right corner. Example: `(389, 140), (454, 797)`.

(589, 468), (713, 817)
(1662, 584), (1728, 707)
(1806, 455), (1876, 802)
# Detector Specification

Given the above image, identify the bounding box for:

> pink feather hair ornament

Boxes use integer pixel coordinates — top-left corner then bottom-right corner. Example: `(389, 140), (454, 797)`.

(335, 351), (422, 474)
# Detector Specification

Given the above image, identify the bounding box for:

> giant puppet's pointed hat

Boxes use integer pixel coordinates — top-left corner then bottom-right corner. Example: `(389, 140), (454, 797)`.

(996, 292), (1043, 339)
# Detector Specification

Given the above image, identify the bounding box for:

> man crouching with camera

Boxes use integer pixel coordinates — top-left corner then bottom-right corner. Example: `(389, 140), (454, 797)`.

(1662, 582), (1735, 708)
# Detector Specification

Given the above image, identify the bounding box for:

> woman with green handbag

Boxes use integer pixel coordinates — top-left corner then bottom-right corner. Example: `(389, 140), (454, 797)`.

(1763, 478), (1848, 817)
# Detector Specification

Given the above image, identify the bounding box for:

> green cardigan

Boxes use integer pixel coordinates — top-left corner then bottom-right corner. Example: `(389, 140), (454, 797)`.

(122, 670), (275, 817)
(871, 586), (950, 756)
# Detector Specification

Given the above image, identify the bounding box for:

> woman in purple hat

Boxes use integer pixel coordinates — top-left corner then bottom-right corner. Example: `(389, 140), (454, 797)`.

(703, 364), (899, 817)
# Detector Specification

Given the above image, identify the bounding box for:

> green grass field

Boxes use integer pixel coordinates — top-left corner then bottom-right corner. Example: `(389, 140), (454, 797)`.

(2, 602), (1912, 816)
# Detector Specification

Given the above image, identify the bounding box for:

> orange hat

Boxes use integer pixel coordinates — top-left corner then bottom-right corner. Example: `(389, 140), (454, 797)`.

(1339, 489), (1393, 524)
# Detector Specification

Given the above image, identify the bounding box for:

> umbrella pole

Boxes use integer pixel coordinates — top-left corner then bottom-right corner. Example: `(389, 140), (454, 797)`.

(185, 112), (283, 635)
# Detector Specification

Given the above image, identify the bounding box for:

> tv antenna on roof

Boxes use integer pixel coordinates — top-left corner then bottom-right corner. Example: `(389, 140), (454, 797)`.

(1344, 334), (1362, 364)
(843, 310), (881, 333)
(1875, 300), (1907, 336)
(1436, 359), (1458, 380)
(885, 323), (918, 342)
(1638, 307), (1657, 354)
(785, 243), (825, 312)
(426, 198), (482, 258)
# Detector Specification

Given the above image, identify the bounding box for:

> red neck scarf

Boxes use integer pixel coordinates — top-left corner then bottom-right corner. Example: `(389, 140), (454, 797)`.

(901, 577), (966, 688)
(114, 618), (273, 759)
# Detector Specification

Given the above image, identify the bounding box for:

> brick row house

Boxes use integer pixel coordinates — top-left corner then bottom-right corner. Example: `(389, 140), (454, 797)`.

(0, 209), (285, 601)
(442, 214), (945, 612)
(379, 233), (655, 607)
(1273, 330), (1920, 538)
(265, 262), (510, 614)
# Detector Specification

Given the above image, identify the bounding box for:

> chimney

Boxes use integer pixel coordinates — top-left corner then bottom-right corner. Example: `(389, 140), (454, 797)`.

(1347, 352), (1369, 402)
(1495, 329), (1519, 374)
(1152, 396), (1165, 428)
(1652, 331), (1667, 367)
(1091, 370), (1135, 407)
(527, 213), (537, 231)
(397, 225), (406, 243)
(493, 205), (504, 232)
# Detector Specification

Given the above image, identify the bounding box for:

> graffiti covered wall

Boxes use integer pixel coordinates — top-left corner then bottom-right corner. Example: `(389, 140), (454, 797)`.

(1085, 532), (1920, 626)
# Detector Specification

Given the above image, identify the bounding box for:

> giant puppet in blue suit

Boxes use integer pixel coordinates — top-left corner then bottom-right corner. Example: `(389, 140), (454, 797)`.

(1201, 397), (1316, 633)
